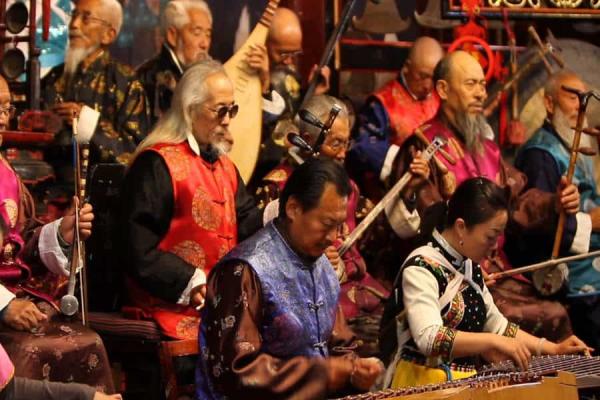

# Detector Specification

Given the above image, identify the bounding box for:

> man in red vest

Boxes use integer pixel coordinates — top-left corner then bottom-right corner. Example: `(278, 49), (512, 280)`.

(347, 37), (443, 193)
(119, 60), (267, 340)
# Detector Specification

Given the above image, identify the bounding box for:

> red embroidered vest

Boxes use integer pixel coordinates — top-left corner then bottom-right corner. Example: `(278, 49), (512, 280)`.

(374, 79), (440, 147)
(128, 142), (239, 339)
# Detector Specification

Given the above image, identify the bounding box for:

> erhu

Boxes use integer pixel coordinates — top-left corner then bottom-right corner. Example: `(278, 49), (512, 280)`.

(532, 87), (600, 296)
(59, 106), (99, 324)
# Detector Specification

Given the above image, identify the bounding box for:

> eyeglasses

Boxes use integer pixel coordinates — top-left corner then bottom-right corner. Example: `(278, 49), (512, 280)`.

(323, 138), (349, 152)
(0, 105), (16, 118)
(70, 10), (112, 28)
(277, 49), (303, 60)
(207, 103), (239, 120)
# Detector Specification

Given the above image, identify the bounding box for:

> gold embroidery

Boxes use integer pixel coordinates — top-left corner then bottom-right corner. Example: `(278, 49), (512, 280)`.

(175, 316), (200, 340)
(3, 199), (17, 228)
(192, 188), (221, 231)
(172, 240), (206, 270)
(158, 146), (190, 181)
(264, 169), (288, 183)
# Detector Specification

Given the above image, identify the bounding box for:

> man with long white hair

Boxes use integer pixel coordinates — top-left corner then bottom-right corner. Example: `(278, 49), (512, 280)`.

(42, 0), (149, 170)
(515, 71), (600, 353)
(118, 60), (266, 340)
(137, 0), (213, 125)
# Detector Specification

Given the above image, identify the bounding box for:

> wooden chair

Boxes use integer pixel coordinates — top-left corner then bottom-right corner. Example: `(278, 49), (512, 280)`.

(159, 338), (199, 400)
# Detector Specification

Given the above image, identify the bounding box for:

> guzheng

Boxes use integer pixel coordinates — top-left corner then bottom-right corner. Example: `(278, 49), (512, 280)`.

(479, 354), (600, 389)
(337, 370), (580, 399)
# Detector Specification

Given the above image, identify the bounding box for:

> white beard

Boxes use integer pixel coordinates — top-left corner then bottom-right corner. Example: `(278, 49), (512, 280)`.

(551, 107), (591, 149)
(454, 112), (491, 155)
(64, 44), (98, 77)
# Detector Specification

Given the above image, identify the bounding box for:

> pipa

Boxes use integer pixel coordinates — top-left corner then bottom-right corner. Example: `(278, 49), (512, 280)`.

(224, 0), (281, 183)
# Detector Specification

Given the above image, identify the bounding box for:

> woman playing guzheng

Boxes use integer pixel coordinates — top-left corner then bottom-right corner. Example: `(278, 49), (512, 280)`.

(379, 177), (591, 389)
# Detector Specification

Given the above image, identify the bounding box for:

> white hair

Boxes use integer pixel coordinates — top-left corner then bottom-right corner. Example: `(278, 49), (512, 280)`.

(161, 0), (213, 36)
(544, 69), (583, 99)
(97, 0), (123, 36)
(134, 59), (226, 157)
(296, 95), (349, 141)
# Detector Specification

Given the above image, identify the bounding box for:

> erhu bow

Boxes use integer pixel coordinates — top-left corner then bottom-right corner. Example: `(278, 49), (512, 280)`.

(59, 106), (99, 324)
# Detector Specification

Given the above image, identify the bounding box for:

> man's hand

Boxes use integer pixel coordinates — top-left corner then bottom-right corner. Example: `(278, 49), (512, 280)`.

(53, 102), (83, 125)
(350, 357), (384, 391)
(190, 284), (207, 309)
(556, 176), (580, 215)
(325, 245), (346, 282)
(1, 299), (47, 331)
(59, 198), (94, 244)
(245, 44), (270, 94)
(309, 65), (330, 95)
(408, 150), (430, 180)
(325, 356), (353, 392)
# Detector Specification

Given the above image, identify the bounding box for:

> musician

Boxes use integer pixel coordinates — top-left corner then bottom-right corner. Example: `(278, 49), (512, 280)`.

(347, 36), (443, 188)
(386, 51), (579, 342)
(136, 0), (213, 126)
(118, 60), (267, 340)
(513, 71), (600, 352)
(0, 77), (114, 390)
(247, 7), (331, 184)
(42, 0), (150, 171)
(255, 96), (394, 353)
(196, 158), (384, 399)
(379, 177), (589, 389)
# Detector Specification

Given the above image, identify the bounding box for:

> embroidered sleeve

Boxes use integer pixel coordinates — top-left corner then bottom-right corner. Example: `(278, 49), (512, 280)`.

(502, 322), (519, 338)
(403, 265), (447, 357)
(200, 261), (329, 399)
(430, 326), (457, 360)
(92, 78), (150, 164)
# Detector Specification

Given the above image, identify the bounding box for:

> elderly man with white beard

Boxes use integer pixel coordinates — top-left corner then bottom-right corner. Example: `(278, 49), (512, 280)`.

(137, 0), (213, 126)
(514, 71), (600, 353)
(42, 0), (150, 170)
(118, 60), (267, 340)
(376, 51), (581, 344)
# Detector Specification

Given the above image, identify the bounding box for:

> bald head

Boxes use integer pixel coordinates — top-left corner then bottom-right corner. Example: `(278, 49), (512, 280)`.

(403, 36), (443, 100)
(267, 8), (303, 68)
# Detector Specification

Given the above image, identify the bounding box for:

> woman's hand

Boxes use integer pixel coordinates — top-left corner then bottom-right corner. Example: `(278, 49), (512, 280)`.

(492, 335), (531, 371)
(552, 335), (593, 356)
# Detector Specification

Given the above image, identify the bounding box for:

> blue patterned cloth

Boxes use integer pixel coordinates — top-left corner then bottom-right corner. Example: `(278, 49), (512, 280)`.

(196, 221), (340, 399)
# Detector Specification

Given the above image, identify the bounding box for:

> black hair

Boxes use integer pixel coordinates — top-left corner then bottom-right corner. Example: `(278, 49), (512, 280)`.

(279, 157), (352, 217)
(446, 177), (510, 229)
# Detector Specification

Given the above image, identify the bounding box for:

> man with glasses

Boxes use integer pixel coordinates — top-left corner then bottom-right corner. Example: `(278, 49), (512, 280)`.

(137, 0), (213, 126)
(247, 7), (332, 186)
(41, 0), (150, 176)
(118, 60), (268, 340)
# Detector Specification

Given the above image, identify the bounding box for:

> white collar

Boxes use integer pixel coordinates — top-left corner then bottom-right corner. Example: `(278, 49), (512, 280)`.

(164, 44), (184, 75)
(186, 133), (201, 156)
(432, 229), (463, 267)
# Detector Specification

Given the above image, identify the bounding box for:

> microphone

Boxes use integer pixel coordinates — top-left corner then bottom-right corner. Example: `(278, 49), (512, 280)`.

(287, 132), (314, 154)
